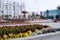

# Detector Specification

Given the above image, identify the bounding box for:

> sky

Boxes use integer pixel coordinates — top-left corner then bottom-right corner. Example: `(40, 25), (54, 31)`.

(7, 0), (60, 12)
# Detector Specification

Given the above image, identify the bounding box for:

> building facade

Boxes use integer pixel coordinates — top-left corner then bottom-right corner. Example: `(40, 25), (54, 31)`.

(0, 0), (5, 16)
(0, 0), (29, 19)
(0, 0), (21, 16)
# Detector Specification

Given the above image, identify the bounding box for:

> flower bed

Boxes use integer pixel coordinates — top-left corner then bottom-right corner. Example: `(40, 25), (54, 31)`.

(0, 24), (60, 40)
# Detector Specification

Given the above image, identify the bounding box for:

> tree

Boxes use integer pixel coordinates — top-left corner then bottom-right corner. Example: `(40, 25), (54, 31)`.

(57, 6), (60, 9)
(46, 10), (49, 18)
(57, 6), (60, 20)
(36, 14), (40, 17)
(56, 15), (59, 20)
(32, 12), (36, 18)
(35, 13), (40, 19)
(49, 16), (54, 19)
(57, 6), (60, 14)
(3, 15), (12, 19)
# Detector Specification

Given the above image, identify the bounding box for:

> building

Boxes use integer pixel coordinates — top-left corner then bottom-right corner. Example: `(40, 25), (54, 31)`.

(13, 2), (20, 19)
(7, 1), (13, 16)
(0, 0), (28, 19)
(0, 0), (5, 21)
(0, 0), (5, 16)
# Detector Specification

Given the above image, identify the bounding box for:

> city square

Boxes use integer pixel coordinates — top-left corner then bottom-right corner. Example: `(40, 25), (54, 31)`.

(0, 0), (60, 40)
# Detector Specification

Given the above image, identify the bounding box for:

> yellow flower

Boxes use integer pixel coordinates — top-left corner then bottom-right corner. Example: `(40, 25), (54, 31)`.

(35, 29), (40, 33)
(41, 28), (46, 30)
(13, 34), (16, 38)
(15, 34), (19, 38)
(27, 30), (32, 35)
(19, 33), (23, 37)
(23, 33), (29, 37)
(3, 34), (8, 39)
(9, 33), (14, 37)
